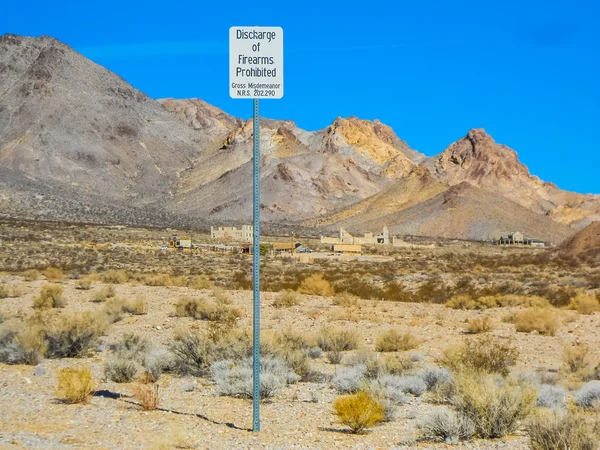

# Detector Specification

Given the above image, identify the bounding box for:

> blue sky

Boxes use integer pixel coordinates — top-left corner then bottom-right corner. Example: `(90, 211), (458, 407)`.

(1, 0), (599, 193)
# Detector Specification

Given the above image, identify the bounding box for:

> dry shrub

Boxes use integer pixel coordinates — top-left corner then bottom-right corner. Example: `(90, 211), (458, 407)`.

(125, 297), (148, 315)
(32, 285), (66, 309)
(327, 309), (360, 322)
(22, 269), (41, 281)
(375, 330), (419, 352)
(212, 287), (232, 305)
(333, 391), (385, 434)
(0, 327), (47, 365)
(103, 270), (129, 284)
(563, 343), (589, 374)
(75, 276), (94, 290)
(513, 308), (561, 336)
(175, 296), (241, 325)
(102, 297), (128, 323)
(527, 409), (599, 450)
(446, 295), (496, 310)
(143, 274), (185, 287)
(45, 312), (107, 358)
(440, 336), (519, 376)
(90, 285), (116, 302)
(317, 327), (359, 351)
(466, 316), (494, 334)
(569, 293), (600, 315)
(383, 354), (415, 375)
(273, 290), (300, 308)
(0, 285), (7, 299)
(0, 285), (24, 298)
(298, 273), (334, 296)
(43, 267), (64, 282)
(131, 383), (159, 411)
(56, 366), (95, 404)
(333, 292), (359, 307)
(189, 275), (213, 290)
(453, 371), (536, 439)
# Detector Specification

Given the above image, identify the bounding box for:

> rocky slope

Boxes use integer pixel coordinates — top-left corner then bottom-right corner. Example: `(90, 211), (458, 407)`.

(556, 221), (600, 260)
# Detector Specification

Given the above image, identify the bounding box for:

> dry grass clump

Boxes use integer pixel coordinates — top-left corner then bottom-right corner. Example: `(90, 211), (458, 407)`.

(527, 409), (599, 450)
(298, 273), (334, 296)
(90, 285), (116, 302)
(32, 285), (66, 309)
(333, 292), (359, 307)
(446, 294), (550, 310)
(55, 366), (95, 404)
(103, 270), (129, 284)
(375, 330), (419, 352)
(440, 336), (519, 376)
(75, 276), (94, 290)
(383, 354), (415, 375)
(43, 267), (64, 282)
(22, 269), (41, 281)
(452, 371), (536, 439)
(569, 293), (600, 315)
(317, 327), (359, 352)
(189, 275), (213, 290)
(131, 383), (159, 411)
(212, 287), (232, 305)
(446, 295), (497, 310)
(465, 316), (495, 334)
(273, 290), (300, 308)
(563, 343), (590, 374)
(512, 308), (562, 336)
(333, 391), (385, 434)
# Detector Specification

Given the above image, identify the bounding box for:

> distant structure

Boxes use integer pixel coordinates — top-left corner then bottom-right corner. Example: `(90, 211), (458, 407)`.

(321, 227), (389, 245)
(169, 235), (192, 249)
(211, 225), (253, 242)
(332, 244), (362, 254)
(496, 232), (545, 247)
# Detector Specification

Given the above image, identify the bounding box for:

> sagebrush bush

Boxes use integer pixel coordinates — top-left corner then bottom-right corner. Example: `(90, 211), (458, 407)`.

(569, 293), (600, 315)
(446, 295), (495, 310)
(564, 343), (589, 373)
(536, 384), (568, 409)
(575, 381), (600, 408)
(32, 285), (66, 309)
(105, 357), (139, 383)
(103, 270), (129, 284)
(0, 328), (47, 365)
(440, 336), (519, 376)
(131, 383), (159, 411)
(375, 330), (419, 352)
(418, 407), (475, 444)
(383, 354), (414, 375)
(124, 296), (148, 315)
(90, 285), (116, 302)
(308, 347), (322, 359)
(513, 308), (561, 336)
(331, 365), (367, 393)
(333, 391), (385, 434)
(56, 366), (95, 404)
(378, 374), (427, 398)
(212, 356), (297, 399)
(272, 290), (300, 308)
(298, 273), (334, 296)
(175, 296), (240, 325)
(22, 269), (41, 281)
(317, 327), (359, 352)
(143, 274), (185, 287)
(43, 267), (64, 282)
(452, 371), (536, 439)
(466, 316), (494, 334)
(527, 409), (599, 450)
(419, 367), (452, 391)
(45, 312), (106, 358)
(75, 276), (94, 290)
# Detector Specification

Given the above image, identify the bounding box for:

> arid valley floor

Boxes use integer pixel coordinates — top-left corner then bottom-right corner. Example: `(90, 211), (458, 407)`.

(1, 220), (599, 449)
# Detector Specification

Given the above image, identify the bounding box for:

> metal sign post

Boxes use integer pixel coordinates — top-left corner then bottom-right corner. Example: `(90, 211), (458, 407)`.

(230, 26), (283, 432)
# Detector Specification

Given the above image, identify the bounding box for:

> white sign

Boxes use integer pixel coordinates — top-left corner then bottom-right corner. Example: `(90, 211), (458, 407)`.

(230, 26), (283, 99)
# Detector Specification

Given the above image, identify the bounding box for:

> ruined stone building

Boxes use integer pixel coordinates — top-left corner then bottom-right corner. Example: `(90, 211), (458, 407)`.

(210, 225), (253, 242)
(321, 227), (389, 245)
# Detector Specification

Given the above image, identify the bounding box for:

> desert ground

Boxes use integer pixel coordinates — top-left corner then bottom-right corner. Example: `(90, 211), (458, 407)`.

(1, 219), (599, 450)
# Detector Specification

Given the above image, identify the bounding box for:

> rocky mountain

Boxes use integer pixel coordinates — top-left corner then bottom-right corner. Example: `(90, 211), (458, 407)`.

(0, 34), (597, 242)
(423, 129), (600, 228)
